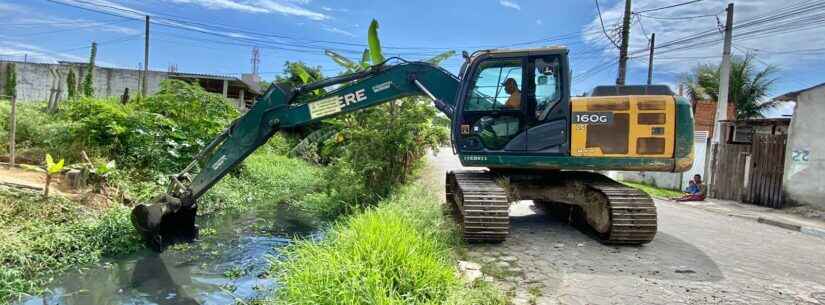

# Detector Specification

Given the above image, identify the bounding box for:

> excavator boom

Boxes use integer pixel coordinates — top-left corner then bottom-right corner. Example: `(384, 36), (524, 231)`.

(131, 61), (460, 250)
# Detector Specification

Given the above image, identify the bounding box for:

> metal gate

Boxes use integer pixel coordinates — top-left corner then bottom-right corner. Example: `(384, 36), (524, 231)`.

(710, 134), (787, 208)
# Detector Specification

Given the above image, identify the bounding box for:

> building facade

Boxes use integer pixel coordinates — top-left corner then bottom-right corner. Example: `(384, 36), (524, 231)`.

(0, 60), (262, 111)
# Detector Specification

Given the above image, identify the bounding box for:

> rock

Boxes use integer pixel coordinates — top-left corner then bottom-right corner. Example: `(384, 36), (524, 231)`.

(458, 260), (481, 271)
(500, 255), (518, 262)
(481, 256), (497, 263)
(460, 269), (483, 283)
(577, 242), (585, 247)
(553, 243), (565, 248)
(457, 261), (483, 283)
(495, 261), (510, 268)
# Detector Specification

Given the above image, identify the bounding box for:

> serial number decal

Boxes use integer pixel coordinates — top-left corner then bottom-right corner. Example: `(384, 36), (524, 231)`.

(572, 112), (613, 125)
(463, 155), (487, 161)
(308, 96), (343, 119)
(308, 89), (369, 119)
(212, 155), (228, 170)
(372, 81), (392, 93)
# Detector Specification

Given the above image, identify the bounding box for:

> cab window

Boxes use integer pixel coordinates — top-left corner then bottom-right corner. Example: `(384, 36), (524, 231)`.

(465, 60), (522, 111)
(533, 57), (561, 120)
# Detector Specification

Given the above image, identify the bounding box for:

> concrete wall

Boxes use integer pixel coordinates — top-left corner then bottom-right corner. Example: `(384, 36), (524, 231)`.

(783, 86), (825, 209)
(0, 61), (165, 102)
(615, 171), (684, 190)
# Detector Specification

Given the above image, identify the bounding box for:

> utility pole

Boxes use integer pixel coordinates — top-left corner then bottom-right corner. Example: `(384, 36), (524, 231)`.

(142, 15), (150, 96)
(616, 0), (632, 85)
(713, 3), (734, 145)
(707, 3), (734, 194)
(647, 33), (655, 85)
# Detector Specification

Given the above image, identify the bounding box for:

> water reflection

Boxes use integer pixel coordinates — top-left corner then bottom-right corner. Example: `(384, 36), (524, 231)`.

(19, 203), (319, 305)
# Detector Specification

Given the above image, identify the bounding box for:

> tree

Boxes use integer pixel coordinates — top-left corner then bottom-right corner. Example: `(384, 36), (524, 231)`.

(4, 63), (16, 98)
(680, 53), (778, 119)
(82, 42), (97, 97)
(67, 69), (78, 99)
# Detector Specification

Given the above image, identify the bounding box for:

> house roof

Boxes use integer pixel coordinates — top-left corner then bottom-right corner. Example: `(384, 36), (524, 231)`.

(774, 82), (825, 101)
(720, 117), (791, 126)
(168, 72), (262, 95)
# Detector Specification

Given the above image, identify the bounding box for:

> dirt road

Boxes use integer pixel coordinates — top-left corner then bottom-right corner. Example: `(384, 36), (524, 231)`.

(425, 151), (825, 305)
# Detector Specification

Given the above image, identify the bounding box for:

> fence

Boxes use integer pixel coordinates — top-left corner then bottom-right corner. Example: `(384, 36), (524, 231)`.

(710, 134), (787, 208)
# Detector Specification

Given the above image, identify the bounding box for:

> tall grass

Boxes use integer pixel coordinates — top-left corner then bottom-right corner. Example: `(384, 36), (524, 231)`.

(272, 184), (506, 305)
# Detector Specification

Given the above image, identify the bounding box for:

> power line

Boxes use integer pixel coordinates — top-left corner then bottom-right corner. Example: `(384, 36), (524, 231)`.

(634, 0), (703, 14)
(594, 0), (620, 49)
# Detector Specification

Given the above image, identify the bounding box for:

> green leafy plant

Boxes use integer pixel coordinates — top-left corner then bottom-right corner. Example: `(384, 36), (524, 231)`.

(83, 42), (97, 97)
(21, 154), (65, 198)
(4, 63), (16, 98)
(308, 19), (452, 209)
(66, 69), (78, 99)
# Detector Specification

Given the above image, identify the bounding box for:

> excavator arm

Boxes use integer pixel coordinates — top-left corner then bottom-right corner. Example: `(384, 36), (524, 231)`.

(131, 61), (460, 250)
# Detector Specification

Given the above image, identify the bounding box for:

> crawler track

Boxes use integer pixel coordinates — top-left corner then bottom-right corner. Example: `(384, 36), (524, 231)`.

(446, 170), (510, 242)
(589, 181), (658, 244)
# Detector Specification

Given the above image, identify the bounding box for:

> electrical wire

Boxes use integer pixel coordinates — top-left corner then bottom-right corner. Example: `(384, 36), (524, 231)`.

(634, 0), (704, 14)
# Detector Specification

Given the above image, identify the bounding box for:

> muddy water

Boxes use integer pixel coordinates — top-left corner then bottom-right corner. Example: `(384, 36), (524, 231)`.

(17, 203), (320, 305)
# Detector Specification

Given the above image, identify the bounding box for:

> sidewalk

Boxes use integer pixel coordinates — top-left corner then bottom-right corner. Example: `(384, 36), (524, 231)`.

(666, 197), (825, 239)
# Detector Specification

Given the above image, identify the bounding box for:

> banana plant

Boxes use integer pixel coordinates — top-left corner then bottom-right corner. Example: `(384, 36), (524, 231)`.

(21, 153), (65, 198)
(324, 19), (456, 73)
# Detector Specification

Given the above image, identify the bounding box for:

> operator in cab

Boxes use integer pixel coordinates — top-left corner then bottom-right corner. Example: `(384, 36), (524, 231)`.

(502, 78), (521, 109)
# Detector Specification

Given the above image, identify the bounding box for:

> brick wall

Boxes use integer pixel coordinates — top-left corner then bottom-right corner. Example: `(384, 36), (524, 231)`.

(693, 100), (736, 138)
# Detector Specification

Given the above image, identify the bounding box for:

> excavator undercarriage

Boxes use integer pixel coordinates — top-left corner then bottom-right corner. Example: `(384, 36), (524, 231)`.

(447, 170), (657, 245)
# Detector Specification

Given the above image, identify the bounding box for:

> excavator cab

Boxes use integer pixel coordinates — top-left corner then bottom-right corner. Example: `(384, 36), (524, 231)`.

(454, 48), (571, 156)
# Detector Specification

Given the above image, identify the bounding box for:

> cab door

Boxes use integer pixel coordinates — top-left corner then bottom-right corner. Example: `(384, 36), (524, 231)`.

(456, 58), (528, 152)
(523, 55), (568, 153)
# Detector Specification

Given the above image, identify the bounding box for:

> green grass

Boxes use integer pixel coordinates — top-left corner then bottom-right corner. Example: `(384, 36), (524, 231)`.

(621, 181), (683, 199)
(271, 183), (506, 305)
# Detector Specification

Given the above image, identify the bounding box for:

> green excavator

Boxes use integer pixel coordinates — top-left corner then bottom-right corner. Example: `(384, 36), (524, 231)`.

(131, 46), (694, 250)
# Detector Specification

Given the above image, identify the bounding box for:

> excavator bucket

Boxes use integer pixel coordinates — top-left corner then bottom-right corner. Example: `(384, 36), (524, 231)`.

(130, 195), (199, 251)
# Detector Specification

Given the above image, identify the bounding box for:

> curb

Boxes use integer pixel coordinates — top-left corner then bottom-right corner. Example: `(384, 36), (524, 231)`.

(756, 216), (825, 240)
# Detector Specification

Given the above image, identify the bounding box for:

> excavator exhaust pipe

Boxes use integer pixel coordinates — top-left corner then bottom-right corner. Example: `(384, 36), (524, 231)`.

(130, 195), (199, 251)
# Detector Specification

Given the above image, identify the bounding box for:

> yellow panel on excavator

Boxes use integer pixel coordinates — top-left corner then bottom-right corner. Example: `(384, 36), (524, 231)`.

(570, 95), (676, 157)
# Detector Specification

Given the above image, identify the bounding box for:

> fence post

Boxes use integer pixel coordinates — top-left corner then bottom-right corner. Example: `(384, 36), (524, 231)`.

(8, 95), (15, 168)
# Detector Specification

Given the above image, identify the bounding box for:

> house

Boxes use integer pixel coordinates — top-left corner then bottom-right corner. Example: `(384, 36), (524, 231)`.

(708, 118), (791, 208)
(775, 82), (825, 210)
(0, 60), (262, 111)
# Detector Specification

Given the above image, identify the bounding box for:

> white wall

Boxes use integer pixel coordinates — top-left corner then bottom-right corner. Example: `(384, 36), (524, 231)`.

(782, 86), (825, 209)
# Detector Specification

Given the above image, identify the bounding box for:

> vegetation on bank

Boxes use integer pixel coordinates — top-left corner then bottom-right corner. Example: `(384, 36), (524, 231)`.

(272, 183), (506, 305)
(621, 181), (683, 199)
(0, 82), (321, 304)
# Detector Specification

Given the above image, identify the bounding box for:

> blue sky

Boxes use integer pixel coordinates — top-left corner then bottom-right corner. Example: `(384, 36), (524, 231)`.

(1, 0), (823, 112)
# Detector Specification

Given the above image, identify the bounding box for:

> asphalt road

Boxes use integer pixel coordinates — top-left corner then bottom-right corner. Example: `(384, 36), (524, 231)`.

(425, 151), (825, 305)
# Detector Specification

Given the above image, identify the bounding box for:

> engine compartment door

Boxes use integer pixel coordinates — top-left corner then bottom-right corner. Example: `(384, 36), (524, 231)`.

(570, 96), (676, 157)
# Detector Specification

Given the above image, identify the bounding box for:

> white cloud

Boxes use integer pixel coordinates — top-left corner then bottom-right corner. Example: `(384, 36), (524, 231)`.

(168, 0), (269, 13)
(582, 0), (825, 75)
(499, 0), (520, 10)
(0, 40), (86, 63)
(254, 0), (329, 20)
(323, 26), (355, 37)
(165, 0), (329, 20)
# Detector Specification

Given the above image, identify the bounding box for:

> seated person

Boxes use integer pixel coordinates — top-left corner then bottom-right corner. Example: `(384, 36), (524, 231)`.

(502, 78), (521, 109)
(672, 174), (706, 202)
